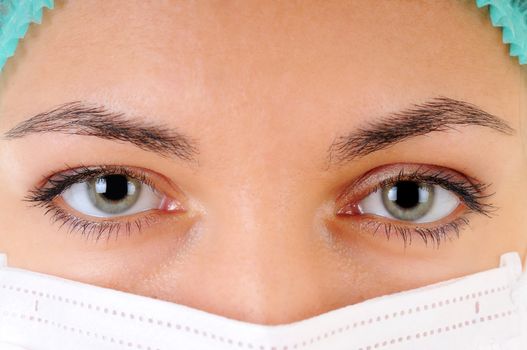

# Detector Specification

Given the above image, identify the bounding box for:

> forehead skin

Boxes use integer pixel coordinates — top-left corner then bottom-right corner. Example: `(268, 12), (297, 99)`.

(0, 0), (521, 133)
(0, 0), (526, 325)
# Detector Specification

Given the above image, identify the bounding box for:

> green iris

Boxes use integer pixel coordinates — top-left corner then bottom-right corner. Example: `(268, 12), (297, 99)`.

(87, 175), (141, 214)
(382, 181), (434, 221)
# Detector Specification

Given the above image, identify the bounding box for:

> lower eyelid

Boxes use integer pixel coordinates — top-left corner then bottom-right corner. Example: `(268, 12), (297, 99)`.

(44, 201), (167, 240)
(352, 201), (469, 227)
(25, 164), (190, 238)
(32, 163), (486, 245)
(37, 189), (182, 238)
(343, 207), (472, 248)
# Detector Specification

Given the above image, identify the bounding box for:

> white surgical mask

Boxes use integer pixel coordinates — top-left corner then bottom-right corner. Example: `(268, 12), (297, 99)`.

(0, 251), (526, 350)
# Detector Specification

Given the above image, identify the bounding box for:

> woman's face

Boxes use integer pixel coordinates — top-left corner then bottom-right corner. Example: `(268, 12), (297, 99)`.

(0, 0), (525, 325)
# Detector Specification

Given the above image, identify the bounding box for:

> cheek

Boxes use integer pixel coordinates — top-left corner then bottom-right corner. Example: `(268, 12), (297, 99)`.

(449, 155), (527, 268)
(0, 152), (43, 263)
(490, 169), (527, 251)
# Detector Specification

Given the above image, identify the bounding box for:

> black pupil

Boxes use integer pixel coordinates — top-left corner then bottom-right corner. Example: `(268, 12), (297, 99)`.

(100, 175), (129, 201)
(392, 181), (420, 209)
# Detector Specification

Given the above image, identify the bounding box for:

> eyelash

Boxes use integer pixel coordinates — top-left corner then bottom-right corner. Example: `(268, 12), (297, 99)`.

(25, 164), (495, 246)
(25, 165), (164, 240)
(338, 166), (495, 248)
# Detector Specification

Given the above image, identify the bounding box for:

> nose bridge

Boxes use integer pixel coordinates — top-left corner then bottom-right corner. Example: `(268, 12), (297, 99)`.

(210, 169), (320, 265)
(139, 120), (343, 325)
(199, 187), (326, 323)
(173, 168), (336, 325)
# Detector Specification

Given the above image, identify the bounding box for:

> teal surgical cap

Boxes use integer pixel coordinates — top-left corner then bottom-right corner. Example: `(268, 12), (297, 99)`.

(477, 0), (527, 64)
(0, 0), (54, 72)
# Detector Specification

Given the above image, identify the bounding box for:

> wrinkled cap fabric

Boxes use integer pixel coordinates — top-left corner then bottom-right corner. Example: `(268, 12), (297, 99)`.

(0, 0), (53, 72)
(476, 0), (527, 64)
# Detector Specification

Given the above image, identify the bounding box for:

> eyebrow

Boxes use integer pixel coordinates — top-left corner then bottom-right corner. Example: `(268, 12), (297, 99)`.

(3, 101), (199, 162)
(327, 96), (514, 166)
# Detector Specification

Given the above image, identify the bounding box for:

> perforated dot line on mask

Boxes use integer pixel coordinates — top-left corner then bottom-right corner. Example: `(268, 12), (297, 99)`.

(356, 309), (516, 350)
(1, 310), (159, 350)
(0, 308), (517, 350)
(0, 283), (513, 350)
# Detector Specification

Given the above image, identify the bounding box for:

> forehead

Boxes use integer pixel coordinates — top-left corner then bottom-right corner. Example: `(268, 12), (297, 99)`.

(0, 0), (520, 139)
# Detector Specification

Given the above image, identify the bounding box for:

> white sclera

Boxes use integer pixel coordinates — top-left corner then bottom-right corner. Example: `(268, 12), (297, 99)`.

(61, 181), (163, 218)
(358, 184), (459, 223)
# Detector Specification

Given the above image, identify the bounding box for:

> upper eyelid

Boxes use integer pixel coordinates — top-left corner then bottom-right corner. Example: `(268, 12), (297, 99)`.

(28, 163), (492, 217)
(24, 165), (184, 206)
(335, 163), (492, 213)
(342, 164), (484, 194)
(40, 166), (153, 196)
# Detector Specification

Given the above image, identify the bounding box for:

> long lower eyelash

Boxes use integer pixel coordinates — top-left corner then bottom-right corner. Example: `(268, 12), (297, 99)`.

(364, 216), (471, 249)
(42, 202), (156, 241)
(24, 164), (162, 240)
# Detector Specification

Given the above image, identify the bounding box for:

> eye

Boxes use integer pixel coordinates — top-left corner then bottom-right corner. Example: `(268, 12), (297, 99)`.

(335, 164), (494, 247)
(25, 165), (184, 239)
(357, 180), (459, 223)
(62, 174), (166, 218)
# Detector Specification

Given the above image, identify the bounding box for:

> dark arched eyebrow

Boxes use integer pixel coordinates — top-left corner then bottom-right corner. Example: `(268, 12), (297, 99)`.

(327, 96), (515, 166)
(3, 101), (199, 162)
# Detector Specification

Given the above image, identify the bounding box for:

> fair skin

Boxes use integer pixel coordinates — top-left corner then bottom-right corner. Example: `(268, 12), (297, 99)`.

(0, 0), (526, 325)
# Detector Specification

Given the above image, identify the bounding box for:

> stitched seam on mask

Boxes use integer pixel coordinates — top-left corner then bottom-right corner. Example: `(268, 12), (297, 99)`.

(0, 309), (161, 350)
(0, 283), (512, 349)
(355, 309), (517, 350)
